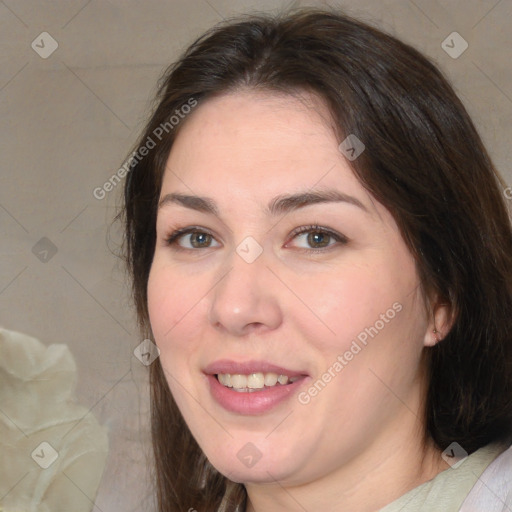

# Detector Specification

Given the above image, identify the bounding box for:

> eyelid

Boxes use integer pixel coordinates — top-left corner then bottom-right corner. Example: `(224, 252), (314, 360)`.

(285, 224), (348, 251)
(163, 224), (348, 252)
(164, 226), (220, 249)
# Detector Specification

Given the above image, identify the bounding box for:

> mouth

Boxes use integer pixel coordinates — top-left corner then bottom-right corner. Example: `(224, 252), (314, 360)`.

(214, 372), (303, 392)
(203, 360), (310, 414)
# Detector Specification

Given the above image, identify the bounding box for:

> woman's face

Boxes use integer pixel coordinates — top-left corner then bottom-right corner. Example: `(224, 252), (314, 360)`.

(147, 90), (434, 486)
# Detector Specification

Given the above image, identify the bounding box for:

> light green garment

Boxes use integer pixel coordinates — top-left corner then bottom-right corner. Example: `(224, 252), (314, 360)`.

(379, 442), (507, 512)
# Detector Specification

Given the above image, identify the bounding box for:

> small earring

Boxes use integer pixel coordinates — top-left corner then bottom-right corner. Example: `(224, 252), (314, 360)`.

(433, 328), (439, 343)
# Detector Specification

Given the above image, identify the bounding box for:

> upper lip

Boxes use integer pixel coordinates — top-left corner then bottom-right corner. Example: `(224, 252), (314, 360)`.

(203, 359), (309, 378)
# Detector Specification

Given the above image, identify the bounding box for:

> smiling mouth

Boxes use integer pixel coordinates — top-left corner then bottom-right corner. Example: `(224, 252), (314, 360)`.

(215, 372), (304, 392)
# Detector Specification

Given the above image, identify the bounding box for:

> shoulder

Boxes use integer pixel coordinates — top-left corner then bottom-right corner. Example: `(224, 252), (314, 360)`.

(459, 442), (512, 511)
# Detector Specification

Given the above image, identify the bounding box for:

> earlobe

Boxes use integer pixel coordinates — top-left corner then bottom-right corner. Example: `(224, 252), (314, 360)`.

(424, 301), (454, 347)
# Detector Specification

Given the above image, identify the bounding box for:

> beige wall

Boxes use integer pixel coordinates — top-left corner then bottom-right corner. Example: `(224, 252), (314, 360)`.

(1, 0), (510, 510)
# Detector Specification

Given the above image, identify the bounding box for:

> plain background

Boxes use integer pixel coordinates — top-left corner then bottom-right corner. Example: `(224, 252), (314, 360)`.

(1, 0), (511, 510)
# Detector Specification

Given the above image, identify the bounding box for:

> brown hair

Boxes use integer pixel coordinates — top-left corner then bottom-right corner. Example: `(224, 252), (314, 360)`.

(120, 7), (512, 511)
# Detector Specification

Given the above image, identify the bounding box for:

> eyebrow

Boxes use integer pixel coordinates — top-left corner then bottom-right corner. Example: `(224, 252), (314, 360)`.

(158, 189), (368, 216)
(268, 190), (368, 215)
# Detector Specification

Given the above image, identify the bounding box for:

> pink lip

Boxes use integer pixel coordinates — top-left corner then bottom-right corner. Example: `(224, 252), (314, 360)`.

(203, 359), (308, 378)
(202, 359), (310, 415)
(205, 373), (309, 415)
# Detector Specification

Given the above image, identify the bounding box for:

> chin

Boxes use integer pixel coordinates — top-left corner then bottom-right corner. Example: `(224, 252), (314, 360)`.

(219, 465), (289, 485)
(208, 447), (301, 485)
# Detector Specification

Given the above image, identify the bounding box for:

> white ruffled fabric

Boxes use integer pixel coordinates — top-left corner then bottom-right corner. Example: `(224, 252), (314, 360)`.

(0, 327), (108, 512)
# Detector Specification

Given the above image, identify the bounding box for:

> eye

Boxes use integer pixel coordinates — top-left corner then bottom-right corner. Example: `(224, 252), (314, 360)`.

(165, 227), (221, 250)
(287, 225), (348, 251)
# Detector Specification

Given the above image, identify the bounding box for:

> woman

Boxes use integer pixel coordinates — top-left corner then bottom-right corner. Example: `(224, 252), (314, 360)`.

(120, 8), (512, 512)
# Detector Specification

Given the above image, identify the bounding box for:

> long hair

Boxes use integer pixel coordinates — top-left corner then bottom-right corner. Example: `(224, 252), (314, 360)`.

(120, 8), (512, 511)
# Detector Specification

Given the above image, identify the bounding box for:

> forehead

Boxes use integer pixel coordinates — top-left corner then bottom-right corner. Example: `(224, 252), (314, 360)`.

(161, 90), (367, 207)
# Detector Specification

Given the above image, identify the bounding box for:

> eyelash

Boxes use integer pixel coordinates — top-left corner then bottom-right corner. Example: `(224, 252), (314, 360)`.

(164, 224), (348, 254)
(288, 225), (348, 252)
(164, 226), (209, 249)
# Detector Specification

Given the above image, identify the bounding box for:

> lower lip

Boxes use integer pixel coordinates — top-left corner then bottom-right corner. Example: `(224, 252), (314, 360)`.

(205, 374), (308, 415)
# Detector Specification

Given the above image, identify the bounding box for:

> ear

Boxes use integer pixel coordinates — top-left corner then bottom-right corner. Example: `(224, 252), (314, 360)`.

(423, 298), (455, 347)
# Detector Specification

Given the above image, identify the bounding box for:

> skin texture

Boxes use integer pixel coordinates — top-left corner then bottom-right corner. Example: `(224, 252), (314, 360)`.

(147, 90), (452, 512)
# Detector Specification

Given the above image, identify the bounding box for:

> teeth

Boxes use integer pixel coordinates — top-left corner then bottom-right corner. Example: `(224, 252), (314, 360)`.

(217, 373), (232, 387)
(216, 372), (301, 391)
(247, 372), (265, 389)
(277, 374), (289, 385)
(231, 374), (247, 388)
(264, 373), (278, 386)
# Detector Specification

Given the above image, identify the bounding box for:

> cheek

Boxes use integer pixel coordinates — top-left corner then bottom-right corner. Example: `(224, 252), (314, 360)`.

(147, 264), (175, 341)
(147, 262), (205, 358)
(147, 263), (209, 413)
(292, 250), (420, 358)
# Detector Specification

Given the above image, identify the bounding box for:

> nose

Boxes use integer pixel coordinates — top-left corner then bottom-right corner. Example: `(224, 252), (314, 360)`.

(208, 245), (283, 337)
